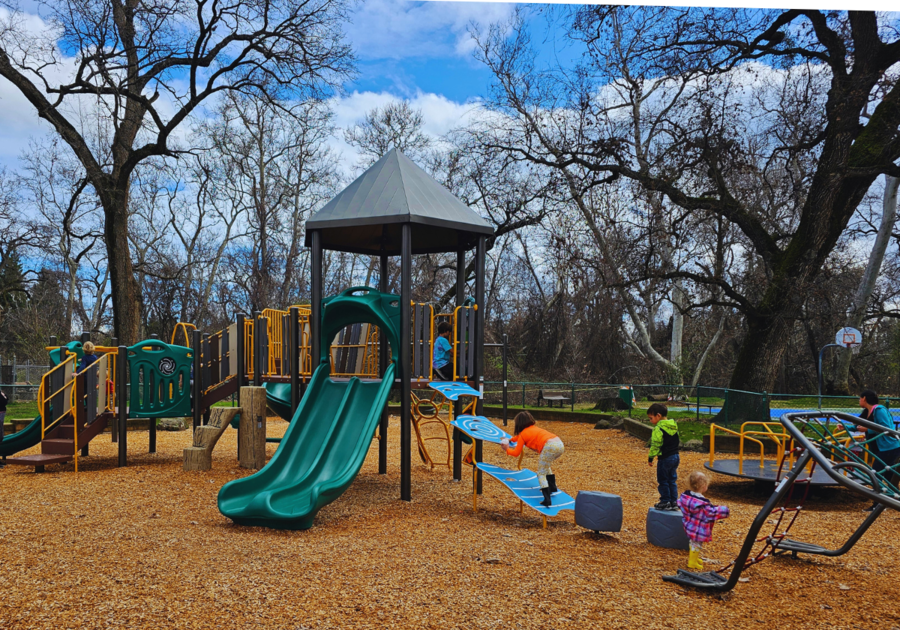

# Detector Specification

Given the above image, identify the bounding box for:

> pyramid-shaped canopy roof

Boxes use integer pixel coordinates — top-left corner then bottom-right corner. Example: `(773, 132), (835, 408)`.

(304, 149), (494, 255)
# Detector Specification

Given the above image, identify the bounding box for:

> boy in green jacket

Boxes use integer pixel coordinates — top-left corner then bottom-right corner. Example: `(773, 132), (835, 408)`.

(647, 403), (680, 510)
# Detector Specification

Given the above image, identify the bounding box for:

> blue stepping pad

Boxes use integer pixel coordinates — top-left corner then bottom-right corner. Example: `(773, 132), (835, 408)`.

(646, 507), (690, 550)
(476, 462), (575, 517)
(575, 491), (623, 533)
(428, 381), (482, 400)
(451, 415), (512, 445)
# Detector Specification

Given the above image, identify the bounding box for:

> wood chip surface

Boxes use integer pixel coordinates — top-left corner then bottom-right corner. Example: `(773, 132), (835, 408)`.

(1, 416), (899, 629)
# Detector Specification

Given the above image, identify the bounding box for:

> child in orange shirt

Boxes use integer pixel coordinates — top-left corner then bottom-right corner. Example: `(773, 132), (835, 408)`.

(500, 411), (565, 506)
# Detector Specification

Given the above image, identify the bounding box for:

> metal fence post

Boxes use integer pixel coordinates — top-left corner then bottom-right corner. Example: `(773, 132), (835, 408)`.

(571, 382), (575, 412)
(696, 386), (700, 423)
(502, 334), (508, 426)
(522, 383), (526, 408)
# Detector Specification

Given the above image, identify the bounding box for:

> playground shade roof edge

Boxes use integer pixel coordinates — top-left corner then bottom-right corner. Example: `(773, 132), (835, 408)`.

(304, 149), (494, 255)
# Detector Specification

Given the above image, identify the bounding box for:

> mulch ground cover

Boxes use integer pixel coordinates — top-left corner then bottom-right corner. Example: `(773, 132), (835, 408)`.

(1, 416), (898, 629)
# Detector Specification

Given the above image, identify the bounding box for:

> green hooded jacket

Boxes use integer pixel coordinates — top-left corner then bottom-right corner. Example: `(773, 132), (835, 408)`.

(648, 418), (679, 462)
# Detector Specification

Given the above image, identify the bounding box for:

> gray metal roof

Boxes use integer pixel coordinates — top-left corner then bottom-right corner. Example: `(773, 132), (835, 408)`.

(304, 149), (494, 255)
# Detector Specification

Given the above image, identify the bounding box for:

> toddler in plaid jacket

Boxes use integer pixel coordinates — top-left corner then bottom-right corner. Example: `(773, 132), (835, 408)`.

(677, 471), (730, 571)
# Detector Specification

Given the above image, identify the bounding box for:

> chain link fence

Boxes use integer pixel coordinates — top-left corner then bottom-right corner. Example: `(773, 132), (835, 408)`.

(482, 381), (897, 427)
(0, 361), (52, 402)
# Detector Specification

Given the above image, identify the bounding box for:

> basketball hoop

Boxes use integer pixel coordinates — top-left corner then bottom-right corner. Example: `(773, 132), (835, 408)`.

(836, 327), (862, 355)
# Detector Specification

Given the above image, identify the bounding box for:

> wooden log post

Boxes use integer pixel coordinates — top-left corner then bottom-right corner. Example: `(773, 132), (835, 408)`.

(184, 407), (241, 471)
(239, 386), (266, 469)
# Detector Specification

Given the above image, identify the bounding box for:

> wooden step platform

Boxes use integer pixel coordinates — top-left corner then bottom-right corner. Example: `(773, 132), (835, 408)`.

(2, 453), (73, 472)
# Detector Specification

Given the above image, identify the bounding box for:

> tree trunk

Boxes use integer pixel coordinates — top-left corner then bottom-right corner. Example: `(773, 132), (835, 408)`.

(103, 186), (141, 345)
(833, 174), (899, 395)
(728, 309), (795, 392)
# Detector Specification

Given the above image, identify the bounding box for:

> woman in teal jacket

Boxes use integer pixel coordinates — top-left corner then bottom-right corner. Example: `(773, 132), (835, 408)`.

(856, 390), (900, 511)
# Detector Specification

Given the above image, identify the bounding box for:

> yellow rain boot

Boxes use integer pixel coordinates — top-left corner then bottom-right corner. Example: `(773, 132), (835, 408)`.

(687, 548), (704, 571)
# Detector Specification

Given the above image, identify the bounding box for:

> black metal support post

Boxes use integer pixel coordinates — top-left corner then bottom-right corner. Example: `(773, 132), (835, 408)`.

(452, 248), (466, 482)
(236, 314), (246, 388)
(474, 236), (486, 494)
(253, 311), (263, 387)
(81, 331), (90, 344)
(378, 252), (389, 475)
(290, 307), (301, 417)
(400, 224), (412, 501)
(311, 230), (323, 373)
(192, 330), (202, 432)
(502, 333), (508, 426)
(117, 345), (128, 467)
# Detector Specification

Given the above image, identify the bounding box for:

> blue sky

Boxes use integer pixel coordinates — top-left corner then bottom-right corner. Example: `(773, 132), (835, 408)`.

(0, 1), (553, 172)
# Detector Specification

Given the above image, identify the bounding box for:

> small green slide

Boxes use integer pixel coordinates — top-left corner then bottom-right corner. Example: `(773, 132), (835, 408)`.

(264, 383), (294, 422)
(1, 416), (42, 458)
(2, 341), (81, 458)
(218, 287), (400, 530)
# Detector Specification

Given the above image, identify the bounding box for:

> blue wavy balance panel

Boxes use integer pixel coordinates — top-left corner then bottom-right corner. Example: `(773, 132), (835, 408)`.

(646, 507), (690, 550)
(428, 381), (481, 400)
(476, 462), (575, 517)
(450, 415), (512, 445)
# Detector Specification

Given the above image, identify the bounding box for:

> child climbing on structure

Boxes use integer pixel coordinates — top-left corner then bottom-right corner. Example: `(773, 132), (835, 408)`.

(432, 322), (453, 381)
(647, 403), (680, 510)
(500, 411), (564, 506)
(677, 471), (730, 571)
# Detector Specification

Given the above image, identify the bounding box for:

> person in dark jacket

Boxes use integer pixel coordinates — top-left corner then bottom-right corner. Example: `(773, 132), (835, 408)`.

(647, 403), (680, 510)
(78, 342), (99, 373)
(0, 388), (8, 448)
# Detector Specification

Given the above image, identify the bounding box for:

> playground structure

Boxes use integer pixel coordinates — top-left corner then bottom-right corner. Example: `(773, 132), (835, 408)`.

(665, 411), (900, 592)
(2, 150), (495, 501)
(705, 421), (841, 485)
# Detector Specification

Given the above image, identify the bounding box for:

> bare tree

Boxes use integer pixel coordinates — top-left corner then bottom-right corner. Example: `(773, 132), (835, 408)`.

(473, 8), (900, 391)
(833, 175), (899, 394)
(0, 0), (353, 343)
(344, 101), (433, 169)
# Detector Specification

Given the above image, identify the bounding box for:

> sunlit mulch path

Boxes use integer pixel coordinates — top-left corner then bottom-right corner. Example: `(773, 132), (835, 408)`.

(1, 414), (898, 629)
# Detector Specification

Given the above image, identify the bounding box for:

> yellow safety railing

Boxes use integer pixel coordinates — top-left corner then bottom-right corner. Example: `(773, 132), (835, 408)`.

(708, 423), (769, 475)
(171, 322), (196, 347)
(38, 353), (77, 439)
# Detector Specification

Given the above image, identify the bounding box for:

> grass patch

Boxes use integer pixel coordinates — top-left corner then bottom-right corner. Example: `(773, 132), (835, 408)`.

(6, 400), (39, 419)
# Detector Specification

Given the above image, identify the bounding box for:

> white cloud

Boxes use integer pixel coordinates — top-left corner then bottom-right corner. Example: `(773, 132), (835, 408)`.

(328, 89), (484, 173)
(344, 0), (514, 61)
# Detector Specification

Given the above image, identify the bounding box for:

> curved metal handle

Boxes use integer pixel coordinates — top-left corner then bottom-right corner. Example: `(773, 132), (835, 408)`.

(832, 460), (882, 490)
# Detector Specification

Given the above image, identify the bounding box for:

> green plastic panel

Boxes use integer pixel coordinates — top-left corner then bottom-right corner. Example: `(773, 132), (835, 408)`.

(127, 340), (193, 418)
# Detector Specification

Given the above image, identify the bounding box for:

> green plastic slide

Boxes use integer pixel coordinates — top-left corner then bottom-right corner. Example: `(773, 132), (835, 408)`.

(217, 362), (394, 529)
(0, 416), (42, 458)
(218, 286), (401, 530)
(264, 382), (293, 422)
(2, 341), (81, 458)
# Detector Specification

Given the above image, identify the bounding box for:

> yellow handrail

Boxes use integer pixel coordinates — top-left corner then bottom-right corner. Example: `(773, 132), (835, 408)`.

(171, 322), (197, 347)
(39, 353), (77, 439)
(708, 423), (768, 474)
